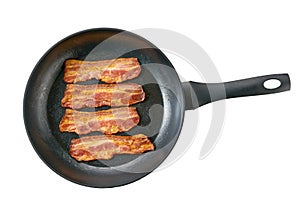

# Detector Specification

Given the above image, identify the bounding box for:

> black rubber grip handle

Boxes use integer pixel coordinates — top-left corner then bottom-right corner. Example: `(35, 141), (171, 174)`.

(182, 74), (291, 110)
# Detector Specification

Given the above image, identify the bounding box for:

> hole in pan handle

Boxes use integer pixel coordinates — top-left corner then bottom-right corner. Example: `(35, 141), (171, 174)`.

(182, 73), (291, 110)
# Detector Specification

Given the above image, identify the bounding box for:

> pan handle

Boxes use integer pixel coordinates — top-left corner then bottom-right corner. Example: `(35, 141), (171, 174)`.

(182, 73), (291, 110)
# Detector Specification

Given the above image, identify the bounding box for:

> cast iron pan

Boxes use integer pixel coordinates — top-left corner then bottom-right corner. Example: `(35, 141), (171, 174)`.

(23, 28), (291, 188)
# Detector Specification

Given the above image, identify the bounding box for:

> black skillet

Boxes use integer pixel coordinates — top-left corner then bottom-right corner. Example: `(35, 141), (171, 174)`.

(23, 28), (291, 188)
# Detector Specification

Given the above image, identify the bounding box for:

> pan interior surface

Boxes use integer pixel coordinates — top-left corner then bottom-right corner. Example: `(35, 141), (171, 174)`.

(24, 28), (184, 187)
(47, 52), (164, 167)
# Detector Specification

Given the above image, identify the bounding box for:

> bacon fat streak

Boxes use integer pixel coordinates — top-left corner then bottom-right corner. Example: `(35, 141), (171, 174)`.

(61, 83), (145, 109)
(70, 134), (154, 161)
(64, 58), (141, 83)
(59, 107), (140, 135)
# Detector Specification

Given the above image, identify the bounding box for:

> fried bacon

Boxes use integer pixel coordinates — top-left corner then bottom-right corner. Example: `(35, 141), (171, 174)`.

(61, 83), (145, 109)
(64, 58), (141, 83)
(59, 107), (140, 135)
(69, 134), (154, 161)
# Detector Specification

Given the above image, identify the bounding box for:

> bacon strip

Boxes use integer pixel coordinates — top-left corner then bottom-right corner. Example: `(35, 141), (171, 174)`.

(61, 83), (145, 109)
(69, 134), (154, 161)
(64, 58), (141, 83)
(59, 107), (140, 135)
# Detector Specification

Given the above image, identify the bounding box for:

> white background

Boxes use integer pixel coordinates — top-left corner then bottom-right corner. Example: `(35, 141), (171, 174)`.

(1, 0), (299, 199)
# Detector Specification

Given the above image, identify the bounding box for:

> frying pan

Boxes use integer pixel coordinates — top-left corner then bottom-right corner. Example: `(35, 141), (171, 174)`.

(23, 28), (291, 188)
